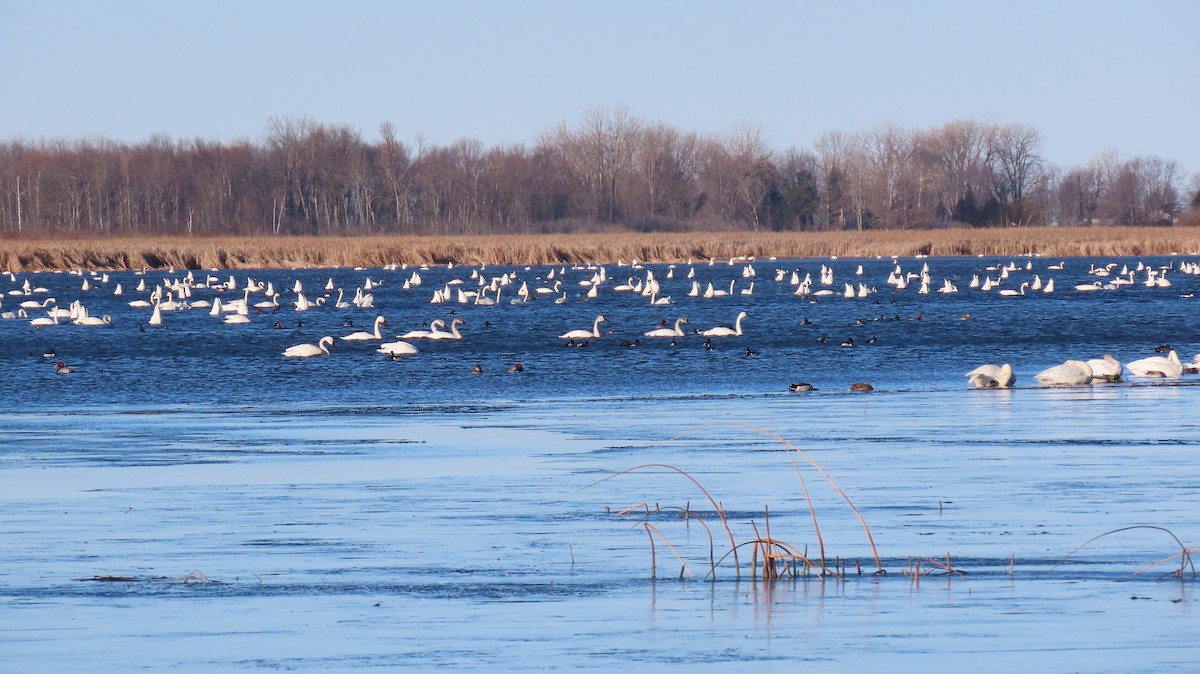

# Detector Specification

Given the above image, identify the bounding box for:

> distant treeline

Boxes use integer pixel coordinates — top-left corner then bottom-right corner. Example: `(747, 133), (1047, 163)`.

(1, 107), (1197, 238)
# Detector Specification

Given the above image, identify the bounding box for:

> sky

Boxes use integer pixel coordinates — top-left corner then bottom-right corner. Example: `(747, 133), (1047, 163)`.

(1, 0), (1197, 174)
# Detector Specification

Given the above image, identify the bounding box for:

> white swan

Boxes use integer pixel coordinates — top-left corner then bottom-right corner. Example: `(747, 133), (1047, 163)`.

(254, 293), (281, 309)
(341, 315), (387, 341)
(73, 308), (113, 326)
(1086, 354), (1123, 380)
(223, 313), (251, 325)
(965, 363), (1015, 388)
(645, 316), (688, 338)
(284, 336), (334, 358)
(560, 315), (606, 339)
(1126, 350), (1183, 378)
(998, 282), (1030, 297)
(377, 339), (419, 355)
(30, 312), (60, 328)
(426, 317), (464, 340)
(1034, 360), (1094, 386)
(400, 319), (446, 339)
(702, 311), (747, 337)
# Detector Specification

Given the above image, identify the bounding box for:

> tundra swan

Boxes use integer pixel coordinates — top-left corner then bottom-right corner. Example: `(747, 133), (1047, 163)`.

(645, 316), (688, 338)
(30, 312), (60, 327)
(1126, 350), (1183, 378)
(377, 339), (419, 355)
(426, 317), (465, 340)
(1034, 360), (1093, 386)
(702, 311), (747, 337)
(560, 315), (606, 340)
(341, 315), (387, 340)
(283, 336), (334, 358)
(401, 319), (445, 339)
(1086, 354), (1123, 380)
(73, 309), (112, 326)
(966, 363), (1015, 388)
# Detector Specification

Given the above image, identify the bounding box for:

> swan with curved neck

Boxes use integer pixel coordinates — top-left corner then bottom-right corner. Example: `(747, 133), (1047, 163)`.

(701, 311), (747, 337)
(284, 336), (334, 358)
(426, 317), (465, 340)
(560, 315), (606, 340)
(1127, 350), (1183, 378)
(645, 316), (688, 338)
(401, 319), (446, 339)
(341, 316), (387, 341)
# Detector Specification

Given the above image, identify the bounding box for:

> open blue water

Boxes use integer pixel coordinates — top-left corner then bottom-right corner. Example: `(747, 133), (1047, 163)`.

(2, 255), (1200, 671)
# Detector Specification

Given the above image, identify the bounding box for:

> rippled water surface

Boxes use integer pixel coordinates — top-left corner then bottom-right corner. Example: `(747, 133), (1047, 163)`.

(3, 255), (1200, 671)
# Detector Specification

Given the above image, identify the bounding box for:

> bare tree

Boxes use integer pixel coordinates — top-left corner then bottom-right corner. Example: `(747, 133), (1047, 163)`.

(988, 123), (1044, 225)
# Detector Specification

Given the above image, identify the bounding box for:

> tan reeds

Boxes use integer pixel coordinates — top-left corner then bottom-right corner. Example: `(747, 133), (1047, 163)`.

(592, 423), (885, 580)
(591, 463), (741, 577)
(666, 422), (884, 574)
(1053, 525), (1196, 578)
(6, 226), (1200, 272)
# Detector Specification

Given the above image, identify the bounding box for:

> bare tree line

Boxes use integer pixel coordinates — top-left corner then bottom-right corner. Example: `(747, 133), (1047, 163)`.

(0, 107), (1195, 237)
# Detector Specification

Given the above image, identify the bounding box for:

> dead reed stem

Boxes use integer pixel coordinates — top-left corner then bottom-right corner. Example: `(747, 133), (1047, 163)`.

(589, 463), (741, 577)
(1053, 525), (1196, 578)
(664, 422), (883, 574)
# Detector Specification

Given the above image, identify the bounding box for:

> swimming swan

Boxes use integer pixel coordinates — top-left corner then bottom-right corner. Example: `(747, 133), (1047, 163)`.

(341, 315), (387, 341)
(560, 315), (606, 340)
(284, 336), (334, 358)
(1126, 350), (1183, 378)
(702, 311), (748, 337)
(377, 339), (419, 355)
(965, 363), (1015, 388)
(401, 319), (446, 339)
(1034, 360), (1093, 386)
(645, 316), (688, 338)
(426, 316), (465, 340)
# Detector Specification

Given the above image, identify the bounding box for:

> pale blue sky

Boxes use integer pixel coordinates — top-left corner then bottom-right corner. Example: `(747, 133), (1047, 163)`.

(1, 0), (1196, 173)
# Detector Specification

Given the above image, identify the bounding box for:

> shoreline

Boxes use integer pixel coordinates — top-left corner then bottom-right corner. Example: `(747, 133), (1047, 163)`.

(3, 227), (1199, 272)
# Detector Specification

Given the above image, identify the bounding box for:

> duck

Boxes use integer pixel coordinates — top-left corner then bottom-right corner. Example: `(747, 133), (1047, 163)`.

(508, 363), (524, 373)
(283, 336), (334, 358)
(849, 382), (874, 392)
(1034, 360), (1094, 386)
(788, 382), (815, 392)
(965, 363), (1015, 388)
(55, 360), (74, 374)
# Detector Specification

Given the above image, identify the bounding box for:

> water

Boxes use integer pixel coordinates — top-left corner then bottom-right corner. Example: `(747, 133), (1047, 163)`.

(3, 256), (1200, 671)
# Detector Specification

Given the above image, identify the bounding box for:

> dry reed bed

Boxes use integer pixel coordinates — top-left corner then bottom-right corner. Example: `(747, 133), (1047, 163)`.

(4, 228), (1200, 272)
